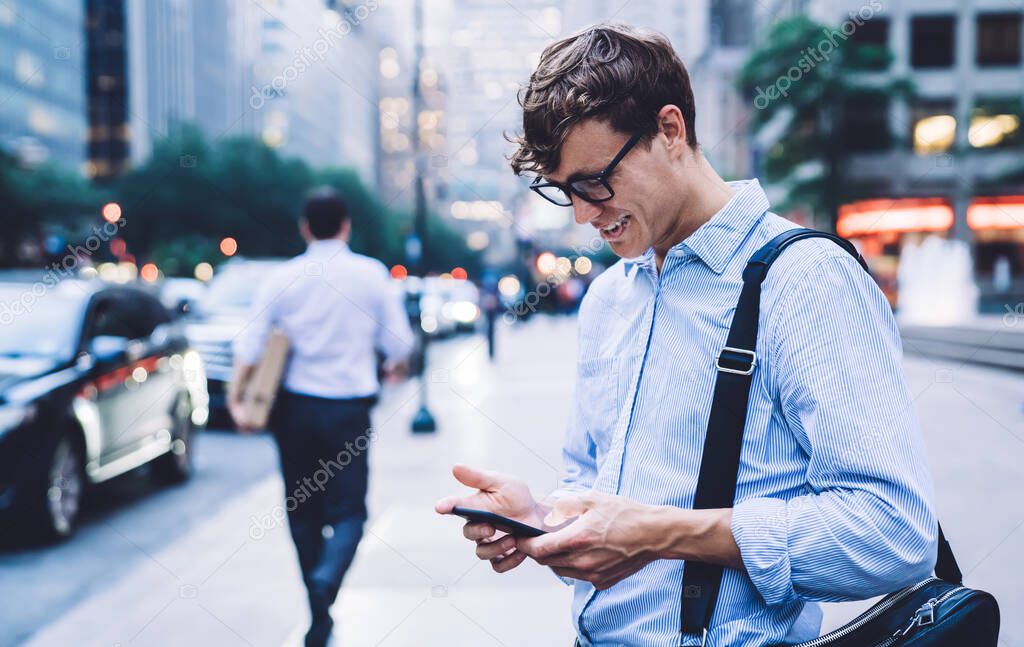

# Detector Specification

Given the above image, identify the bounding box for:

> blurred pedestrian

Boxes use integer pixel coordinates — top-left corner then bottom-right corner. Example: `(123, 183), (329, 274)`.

(481, 269), (501, 360)
(229, 187), (414, 647)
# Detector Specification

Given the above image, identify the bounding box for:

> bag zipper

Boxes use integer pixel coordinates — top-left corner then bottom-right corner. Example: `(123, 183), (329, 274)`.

(792, 578), (940, 647)
(872, 585), (967, 647)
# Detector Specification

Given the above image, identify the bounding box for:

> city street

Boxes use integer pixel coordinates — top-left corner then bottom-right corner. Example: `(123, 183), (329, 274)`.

(3, 315), (1023, 647)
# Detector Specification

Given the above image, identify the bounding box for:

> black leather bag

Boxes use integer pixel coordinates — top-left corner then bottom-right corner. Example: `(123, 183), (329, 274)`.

(678, 228), (1000, 646)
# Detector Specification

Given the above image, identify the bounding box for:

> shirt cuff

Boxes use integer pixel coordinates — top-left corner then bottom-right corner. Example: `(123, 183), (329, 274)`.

(731, 497), (797, 606)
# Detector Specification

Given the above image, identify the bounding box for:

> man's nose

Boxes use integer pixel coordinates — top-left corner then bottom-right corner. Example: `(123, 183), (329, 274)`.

(572, 196), (603, 226)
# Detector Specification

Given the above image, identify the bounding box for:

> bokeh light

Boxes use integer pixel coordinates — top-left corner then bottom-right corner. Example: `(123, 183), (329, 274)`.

(101, 202), (122, 223)
(194, 262), (214, 282)
(219, 237), (238, 256)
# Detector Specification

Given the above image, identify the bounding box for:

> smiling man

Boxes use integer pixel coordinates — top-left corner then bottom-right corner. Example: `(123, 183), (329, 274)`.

(436, 23), (937, 646)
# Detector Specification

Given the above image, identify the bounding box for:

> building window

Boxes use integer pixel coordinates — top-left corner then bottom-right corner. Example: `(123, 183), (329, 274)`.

(15, 52), (44, 87)
(843, 92), (890, 152)
(970, 97), (1022, 148)
(977, 13), (1022, 66)
(911, 15), (955, 68)
(911, 100), (957, 155)
(849, 18), (890, 70)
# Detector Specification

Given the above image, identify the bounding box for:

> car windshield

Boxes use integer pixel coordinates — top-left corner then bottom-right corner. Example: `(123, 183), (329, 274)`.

(0, 283), (85, 359)
(198, 262), (279, 314)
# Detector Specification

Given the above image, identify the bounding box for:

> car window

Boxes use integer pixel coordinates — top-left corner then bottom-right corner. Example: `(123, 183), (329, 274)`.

(0, 283), (83, 359)
(87, 292), (164, 342)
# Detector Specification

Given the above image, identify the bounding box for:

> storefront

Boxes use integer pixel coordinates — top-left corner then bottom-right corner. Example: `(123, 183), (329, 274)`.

(837, 197), (954, 307)
(838, 195), (1024, 313)
(967, 196), (1024, 311)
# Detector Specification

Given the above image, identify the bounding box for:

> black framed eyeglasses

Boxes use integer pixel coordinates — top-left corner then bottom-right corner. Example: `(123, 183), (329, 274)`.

(529, 131), (645, 207)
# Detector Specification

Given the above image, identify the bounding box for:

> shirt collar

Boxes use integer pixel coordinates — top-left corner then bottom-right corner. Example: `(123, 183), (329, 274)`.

(622, 179), (770, 276)
(305, 239), (350, 256)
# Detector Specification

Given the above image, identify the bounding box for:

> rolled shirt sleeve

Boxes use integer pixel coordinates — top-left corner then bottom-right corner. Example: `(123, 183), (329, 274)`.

(232, 278), (279, 367)
(732, 253), (938, 606)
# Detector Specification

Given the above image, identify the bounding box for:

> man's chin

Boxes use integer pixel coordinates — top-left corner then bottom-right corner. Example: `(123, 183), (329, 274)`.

(608, 239), (644, 259)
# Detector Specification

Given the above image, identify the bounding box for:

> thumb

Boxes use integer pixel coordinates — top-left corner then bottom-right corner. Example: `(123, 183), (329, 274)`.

(543, 492), (592, 526)
(451, 464), (503, 492)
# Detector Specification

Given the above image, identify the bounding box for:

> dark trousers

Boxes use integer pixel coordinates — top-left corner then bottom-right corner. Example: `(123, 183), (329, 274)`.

(270, 390), (375, 610)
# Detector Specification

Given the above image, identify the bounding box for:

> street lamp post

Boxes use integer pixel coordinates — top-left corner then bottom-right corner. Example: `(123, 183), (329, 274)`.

(409, 0), (436, 434)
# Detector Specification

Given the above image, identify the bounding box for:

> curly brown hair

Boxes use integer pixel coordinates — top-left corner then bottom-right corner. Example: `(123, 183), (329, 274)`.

(509, 23), (698, 177)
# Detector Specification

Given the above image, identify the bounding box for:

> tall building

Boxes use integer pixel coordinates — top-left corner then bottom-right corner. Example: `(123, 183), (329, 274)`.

(251, 0), (381, 180)
(375, 0), (417, 208)
(424, 0), (563, 263)
(123, 0), (261, 165)
(754, 0), (1024, 312)
(0, 0), (87, 170)
(691, 0), (756, 182)
(563, 0), (710, 65)
(86, 0), (128, 180)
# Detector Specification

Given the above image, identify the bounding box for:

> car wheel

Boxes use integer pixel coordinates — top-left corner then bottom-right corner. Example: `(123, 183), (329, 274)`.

(42, 434), (86, 540)
(151, 394), (194, 485)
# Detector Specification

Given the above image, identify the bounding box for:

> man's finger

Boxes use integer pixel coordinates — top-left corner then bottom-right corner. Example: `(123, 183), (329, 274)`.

(451, 464), (503, 491)
(476, 535), (515, 560)
(491, 548), (528, 573)
(534, 550), (584, 569)
(517, 526), (577, 559)
(434, 496), (465, 514)
(462, 521), (496, 541)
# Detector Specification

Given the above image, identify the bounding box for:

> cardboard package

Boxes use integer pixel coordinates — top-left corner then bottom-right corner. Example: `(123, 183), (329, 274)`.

(238, 330), (290, 429)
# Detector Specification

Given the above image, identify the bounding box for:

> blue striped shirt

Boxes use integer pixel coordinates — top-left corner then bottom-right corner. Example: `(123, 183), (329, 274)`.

(563, 180), (937, 646)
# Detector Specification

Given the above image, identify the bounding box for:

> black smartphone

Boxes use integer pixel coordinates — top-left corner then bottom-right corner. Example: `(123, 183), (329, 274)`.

(450, 506), (547, 538)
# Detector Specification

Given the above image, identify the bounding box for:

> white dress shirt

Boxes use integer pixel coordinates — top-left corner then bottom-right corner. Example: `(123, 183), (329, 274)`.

(233, 239), (414, 399)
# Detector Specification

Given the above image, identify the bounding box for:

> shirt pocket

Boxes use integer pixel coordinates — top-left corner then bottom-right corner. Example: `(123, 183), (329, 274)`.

(576, 356), (621, 453)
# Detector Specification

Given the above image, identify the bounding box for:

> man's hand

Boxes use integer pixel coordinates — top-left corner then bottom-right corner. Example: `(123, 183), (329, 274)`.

(227, 362), (260, 434)
(517, 492), (744, 590)
(435, 464), (544, 574)
(227, 391), (257, 434)
(381, 359), (410, 384)
(517, 491), (659, 590)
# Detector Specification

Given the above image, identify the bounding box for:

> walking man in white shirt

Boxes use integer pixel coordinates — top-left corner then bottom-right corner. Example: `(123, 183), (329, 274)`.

(230, 187), (414, 647)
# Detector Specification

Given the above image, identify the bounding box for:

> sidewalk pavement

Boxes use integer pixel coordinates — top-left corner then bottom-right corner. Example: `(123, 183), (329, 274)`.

(23, 314), (1024, 646)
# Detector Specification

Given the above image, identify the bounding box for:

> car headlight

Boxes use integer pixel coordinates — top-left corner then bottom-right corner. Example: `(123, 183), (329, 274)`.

(451, 301), (480, 323)
(0, 403), (36, 437)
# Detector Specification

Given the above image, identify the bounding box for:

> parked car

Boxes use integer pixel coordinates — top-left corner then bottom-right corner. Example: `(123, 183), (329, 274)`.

(159, 277), (207, 316)
(0, 276), (208, 541)
(398, 276), (481, 337)
(183, 259), (283, 426)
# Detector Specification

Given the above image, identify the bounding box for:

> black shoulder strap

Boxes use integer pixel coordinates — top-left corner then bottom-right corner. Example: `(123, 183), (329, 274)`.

(679, 228), (960, 640)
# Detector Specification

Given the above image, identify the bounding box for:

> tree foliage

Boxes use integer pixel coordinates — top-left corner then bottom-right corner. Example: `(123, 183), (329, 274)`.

(2, 124), (480, 275)
(0, 151), (105, 265)
(738, 15), (909, 227)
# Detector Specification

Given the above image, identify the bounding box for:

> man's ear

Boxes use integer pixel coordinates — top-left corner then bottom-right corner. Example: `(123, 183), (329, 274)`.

(656, 104), (687, 155)
(299, 218), (313, 243)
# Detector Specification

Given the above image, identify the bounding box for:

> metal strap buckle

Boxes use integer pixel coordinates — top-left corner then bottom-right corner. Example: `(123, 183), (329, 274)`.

(715, 347), (756, 375)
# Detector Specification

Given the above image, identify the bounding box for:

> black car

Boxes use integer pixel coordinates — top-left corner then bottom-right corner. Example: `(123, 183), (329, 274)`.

(0, 277), (209, 541)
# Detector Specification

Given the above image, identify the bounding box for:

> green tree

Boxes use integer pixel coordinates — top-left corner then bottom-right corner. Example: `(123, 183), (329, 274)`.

(0, 151), (105, 267)
(738, 15), (909, 228)
(117, 124), (479, 276)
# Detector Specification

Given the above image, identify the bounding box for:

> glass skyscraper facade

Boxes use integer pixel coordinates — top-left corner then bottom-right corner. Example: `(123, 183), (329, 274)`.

(0, 0), (86, 169)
